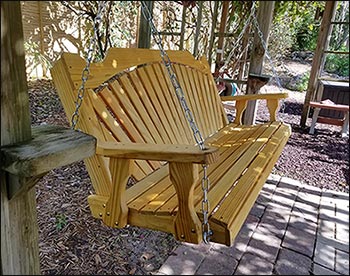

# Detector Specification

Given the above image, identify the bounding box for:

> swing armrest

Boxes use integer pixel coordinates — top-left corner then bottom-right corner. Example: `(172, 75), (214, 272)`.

(220, 92), (288, 102)
(221, 93), (288, 123)
(96, 142), (219, 164)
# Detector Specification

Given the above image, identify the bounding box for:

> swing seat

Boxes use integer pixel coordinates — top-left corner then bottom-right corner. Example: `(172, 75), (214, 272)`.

(51, 48), (291, 246)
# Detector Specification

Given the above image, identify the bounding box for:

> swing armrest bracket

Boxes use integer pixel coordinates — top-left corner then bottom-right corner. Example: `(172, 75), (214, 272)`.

(96, 141), (219, 164)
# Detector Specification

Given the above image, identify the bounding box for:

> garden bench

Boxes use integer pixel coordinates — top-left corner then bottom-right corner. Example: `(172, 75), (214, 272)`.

(51, 48), (291, 246)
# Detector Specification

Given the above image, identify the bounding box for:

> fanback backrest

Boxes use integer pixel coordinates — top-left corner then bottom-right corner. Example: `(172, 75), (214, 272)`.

(51, 48), (227, 196)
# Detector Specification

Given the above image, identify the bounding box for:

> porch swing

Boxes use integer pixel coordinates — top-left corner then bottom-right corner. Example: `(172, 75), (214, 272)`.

(50, 1), (291, 246)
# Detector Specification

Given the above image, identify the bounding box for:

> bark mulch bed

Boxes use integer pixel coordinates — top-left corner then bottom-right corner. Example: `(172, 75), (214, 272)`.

(28, 78), (348, 275)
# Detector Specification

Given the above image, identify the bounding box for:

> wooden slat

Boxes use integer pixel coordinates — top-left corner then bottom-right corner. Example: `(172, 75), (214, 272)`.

(100, 85), (154, 144)
(149, 64), (189, 144)
(172, 65), (205, 140)
(144, 65), (186, 144)
(89, 92), (157, 174)
(137, 68), (175, 144)
(196, 70), (215, 136)
(117, 74), (165, 144)
(176, 65), (207, 138)
(212, 124), (290, 224)
(158, 64), (195, 144)
(194, 122), (281, 215)
(128, 70), (172, 144)
(128, 175), (172, 212)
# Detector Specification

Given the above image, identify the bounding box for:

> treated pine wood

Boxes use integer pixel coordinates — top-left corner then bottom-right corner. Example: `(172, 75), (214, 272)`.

(51, 47), (291, 245)
(51, 61), (112, 196)
(222, 93), (288, 123)
(96, 142), (219, 164)
(1, 2), (39, 274)
(102, 158), (130, 228)
(169, 162), (202, 243)
(62, 49), (212, 90)
(1, 125), (96, 178)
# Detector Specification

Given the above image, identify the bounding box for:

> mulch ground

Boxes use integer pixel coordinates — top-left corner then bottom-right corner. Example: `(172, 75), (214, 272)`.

(28, 78), (348, 275)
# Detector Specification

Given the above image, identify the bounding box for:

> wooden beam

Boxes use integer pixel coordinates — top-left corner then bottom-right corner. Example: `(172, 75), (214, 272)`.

(193, 1), (203, 57)
(215, 1), (230, 70)
(1, 1), (39, 274)
(179, 5), (187, 50)
(208, 1), (219, 65)
(1, 125), (96, 178)
(138, 1), (153, 49)
(300, 1), (338, 127)
(243, 1), (275, 125)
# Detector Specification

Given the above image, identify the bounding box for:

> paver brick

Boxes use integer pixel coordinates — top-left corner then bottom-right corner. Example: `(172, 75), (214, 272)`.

(195, 250), (238, 275)
(158, 245), (206, 275)
(211, 215), (259, 260)
(282, 225), (315, 257)
(318, 219), (335, 239)
(313, 264), (342, 275)
(275, 248), (312, 275)
(314, 241), (336, 270)
(234, 253), (274, 275)
(288, 214), (317, 235)
(246, 230), (281, 262)
(335, 249), (349, 275)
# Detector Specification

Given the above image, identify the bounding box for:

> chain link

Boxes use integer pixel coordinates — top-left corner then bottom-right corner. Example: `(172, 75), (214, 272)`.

(71, 1), (107, 130)
(140, 1), (212, 243)
(218, 3), (257, 77)
(250, 2), (286, 119)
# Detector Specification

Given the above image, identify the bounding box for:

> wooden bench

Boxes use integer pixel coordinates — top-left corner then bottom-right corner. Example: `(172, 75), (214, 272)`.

(51, 48), (291, 246)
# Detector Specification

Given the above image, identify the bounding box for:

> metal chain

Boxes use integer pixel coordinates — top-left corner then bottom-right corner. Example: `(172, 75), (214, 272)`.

(250, 2), (286, 118)
(218, 3), (257, 77)
(140, 1), (212, 244)
(71, 1), (107, 130)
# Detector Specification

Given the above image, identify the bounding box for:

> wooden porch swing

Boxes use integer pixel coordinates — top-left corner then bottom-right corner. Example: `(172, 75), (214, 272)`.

(51, 1), (291, 246)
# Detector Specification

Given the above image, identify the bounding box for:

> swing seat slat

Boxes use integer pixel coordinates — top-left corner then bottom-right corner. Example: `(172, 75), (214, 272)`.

(51, 48), (291, 246)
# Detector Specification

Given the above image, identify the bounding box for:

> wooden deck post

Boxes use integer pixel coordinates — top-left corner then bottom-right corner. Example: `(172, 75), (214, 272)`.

(214, 1), (230, 72)
(300, 1), (338, 127)
(243, 1), (275, 125)
(138, 1), (153, 49)
(1, 2), (40, 274)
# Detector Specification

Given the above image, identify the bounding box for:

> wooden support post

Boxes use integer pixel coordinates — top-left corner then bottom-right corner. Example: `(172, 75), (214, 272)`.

(208, 1), (219, 65)
(179, 5), (187, 50)
(215, 1), (230, 71)
(243, 1), (275, 125)
(300, 1), (338, 127)
(1, 2), (40, 274)
(138, 1), (153, 49)
(193, 1), (203, 57)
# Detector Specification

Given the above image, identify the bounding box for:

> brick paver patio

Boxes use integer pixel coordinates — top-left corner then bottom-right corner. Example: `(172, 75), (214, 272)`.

(155, 175), (349, 275)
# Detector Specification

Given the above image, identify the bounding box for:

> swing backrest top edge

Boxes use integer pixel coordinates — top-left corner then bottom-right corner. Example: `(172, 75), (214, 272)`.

(59, 48), (213, 91)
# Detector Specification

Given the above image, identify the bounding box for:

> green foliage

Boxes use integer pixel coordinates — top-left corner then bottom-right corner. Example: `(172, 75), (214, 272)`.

(295, 72), (310, 92)
(324, 48), (350, 77)
(271, 1), (324, 56)
(55, 213), (67, 230)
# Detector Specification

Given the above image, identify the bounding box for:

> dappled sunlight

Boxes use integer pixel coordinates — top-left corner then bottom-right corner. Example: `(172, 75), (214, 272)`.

(112, 59), (117, 68)
(101, 111), (108, 119)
